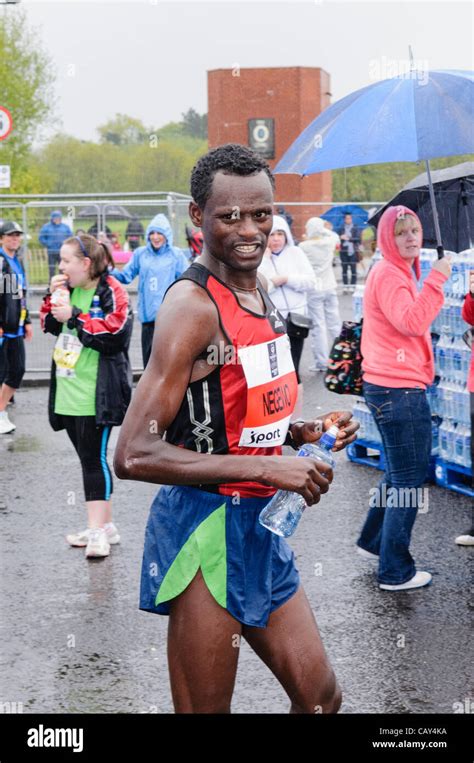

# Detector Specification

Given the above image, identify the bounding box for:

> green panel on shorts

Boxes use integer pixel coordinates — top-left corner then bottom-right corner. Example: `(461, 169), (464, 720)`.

(156, 503), (227, 609)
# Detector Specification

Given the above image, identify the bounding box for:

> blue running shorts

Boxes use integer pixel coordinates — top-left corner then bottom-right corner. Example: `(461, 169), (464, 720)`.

(139, 484), (300, 628)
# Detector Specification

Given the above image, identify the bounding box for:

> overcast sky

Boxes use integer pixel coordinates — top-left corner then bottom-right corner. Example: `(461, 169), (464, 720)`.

(19, 0), (474, 142)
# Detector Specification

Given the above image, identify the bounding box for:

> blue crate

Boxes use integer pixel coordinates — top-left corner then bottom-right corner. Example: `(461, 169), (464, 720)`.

(434, 457), (474, 499)
(346, 438), (386, 471)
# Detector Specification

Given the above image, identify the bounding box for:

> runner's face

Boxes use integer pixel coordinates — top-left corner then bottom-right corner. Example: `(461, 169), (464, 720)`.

(191, 171), (274, 271)
(2, 232), (22, 255)
(58, 243), (91, 287)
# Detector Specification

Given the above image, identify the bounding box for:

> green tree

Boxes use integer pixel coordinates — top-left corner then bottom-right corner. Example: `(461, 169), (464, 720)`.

(181, 108), (207, 140)
(35, 134), (126, 193)
(332, 155), (474, 202)
(0, 8), (56, 191)
(35, 132), (207, 196)
(97, 113), (149, 146)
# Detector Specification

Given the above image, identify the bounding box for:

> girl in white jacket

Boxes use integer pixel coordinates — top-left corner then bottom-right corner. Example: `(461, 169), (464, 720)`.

(258, 215), (316, 419)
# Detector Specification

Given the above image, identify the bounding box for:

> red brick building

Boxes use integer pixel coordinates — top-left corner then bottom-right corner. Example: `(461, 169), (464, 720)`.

(207, 66), (333, 238)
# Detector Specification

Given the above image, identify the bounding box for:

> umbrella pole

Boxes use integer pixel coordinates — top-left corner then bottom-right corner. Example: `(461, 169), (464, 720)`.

(460, 179), (473, 249)
(425, 160), (444, 259)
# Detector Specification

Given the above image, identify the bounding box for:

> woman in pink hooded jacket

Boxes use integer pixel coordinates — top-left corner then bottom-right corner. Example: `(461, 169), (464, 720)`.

(455, 272), (474, 545)
(357, 205), (451, 591)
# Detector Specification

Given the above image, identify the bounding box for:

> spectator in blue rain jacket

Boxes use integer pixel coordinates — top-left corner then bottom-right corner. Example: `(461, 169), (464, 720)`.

(39, 211), (73, 280)
(111, 213), (189, 367)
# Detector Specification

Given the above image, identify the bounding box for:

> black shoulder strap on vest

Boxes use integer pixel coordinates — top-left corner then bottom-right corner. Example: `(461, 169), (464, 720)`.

(163, 262), (209, 301)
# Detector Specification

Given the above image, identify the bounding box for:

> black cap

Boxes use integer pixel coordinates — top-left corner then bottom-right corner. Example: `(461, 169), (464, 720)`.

(0, 221), (24, 236)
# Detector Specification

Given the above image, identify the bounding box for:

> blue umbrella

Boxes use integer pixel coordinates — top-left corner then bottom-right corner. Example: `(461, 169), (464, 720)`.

(321, 204), (369, 230)
(274, 69), (474, 257)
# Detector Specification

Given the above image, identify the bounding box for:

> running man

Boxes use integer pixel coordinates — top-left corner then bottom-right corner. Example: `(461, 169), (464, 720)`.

(114, 144), (359, 713)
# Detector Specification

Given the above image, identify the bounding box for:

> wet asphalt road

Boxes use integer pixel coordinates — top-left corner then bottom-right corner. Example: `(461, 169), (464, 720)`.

(0, 292), (472, 715)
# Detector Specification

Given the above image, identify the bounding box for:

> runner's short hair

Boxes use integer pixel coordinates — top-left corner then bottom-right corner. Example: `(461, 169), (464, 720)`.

(190, 143), (275, 209)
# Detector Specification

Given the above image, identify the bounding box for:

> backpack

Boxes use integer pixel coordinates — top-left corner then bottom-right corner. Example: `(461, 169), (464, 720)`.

(324, 320), (363, 396)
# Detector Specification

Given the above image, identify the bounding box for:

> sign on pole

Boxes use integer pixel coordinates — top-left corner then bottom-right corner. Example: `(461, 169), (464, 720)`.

(0, 107), (13, 141)
(0, 166), (11, 188)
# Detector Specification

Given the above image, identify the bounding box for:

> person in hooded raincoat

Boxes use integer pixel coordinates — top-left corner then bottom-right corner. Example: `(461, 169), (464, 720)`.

(258, 215), (316, 420)
(299, 217), (342, 372)
(358, 205), (451, 591)
(111, 214), (189, 367)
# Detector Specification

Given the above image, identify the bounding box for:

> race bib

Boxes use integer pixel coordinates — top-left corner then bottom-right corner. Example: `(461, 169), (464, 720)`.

(54, 332), (83, 378)
(238, 334), (298, 448)
(19, 296), (27, 328)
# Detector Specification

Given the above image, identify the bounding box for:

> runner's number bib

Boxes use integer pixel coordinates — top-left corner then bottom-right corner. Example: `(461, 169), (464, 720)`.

(54, 332), (83, 378)
(238, 334), (298, 447)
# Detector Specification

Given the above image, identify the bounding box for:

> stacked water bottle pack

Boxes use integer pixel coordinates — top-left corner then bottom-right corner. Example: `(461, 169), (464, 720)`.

(347, 248), (473, 495)
(430, 249), (472, 472)
(351, 398), (382, 445)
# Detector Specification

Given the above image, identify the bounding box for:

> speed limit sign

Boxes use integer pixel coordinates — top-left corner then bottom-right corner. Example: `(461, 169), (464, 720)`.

(0, 107), (13, 141)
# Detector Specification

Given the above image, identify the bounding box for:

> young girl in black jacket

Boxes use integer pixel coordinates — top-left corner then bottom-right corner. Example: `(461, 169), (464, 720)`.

(40, 234), (133, 559)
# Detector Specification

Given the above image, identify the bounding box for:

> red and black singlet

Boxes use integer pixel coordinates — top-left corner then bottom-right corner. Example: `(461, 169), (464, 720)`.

(165, 262), (298, 497)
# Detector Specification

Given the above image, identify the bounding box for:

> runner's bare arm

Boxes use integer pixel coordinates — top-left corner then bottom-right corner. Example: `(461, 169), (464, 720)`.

(113, 280), (332, 505)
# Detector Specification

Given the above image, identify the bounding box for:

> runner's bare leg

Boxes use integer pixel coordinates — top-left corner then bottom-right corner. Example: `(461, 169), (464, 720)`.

(167, 569), (242, 713)
(242, 586), (342, 714)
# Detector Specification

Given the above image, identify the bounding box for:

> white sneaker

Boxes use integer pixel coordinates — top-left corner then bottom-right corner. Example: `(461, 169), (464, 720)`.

(455, 533), (474, 546)
(379, 571), (432, 591)
(308, 364), (326, 373)
(85, 528), (110, 558)
(0, 410), (15, 434)
(357, 546), (379, 560)
(104, 522), (121, 545)
(66, 523), (120, 547)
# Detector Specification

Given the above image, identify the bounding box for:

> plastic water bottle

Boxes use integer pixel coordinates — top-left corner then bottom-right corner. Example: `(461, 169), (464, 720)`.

(431, 417), (440, 457)
(460, 384), (470, 425)
(449, 254), (462, 298)
(435, 335), (448, 377)
(453, 424), (465, 466)
(352, 286), (364, 322)
(259, 425), (338, 538)
(464, 426), (472, 468)
(452, 381), (462, 422)
(51, 287), (70, 306)
(419, 250), (430, 286)
(89, 295), (104, 319)
(439, 419), (453, 462)
(447, 420), (457, 462)
(444, 337), (454, 380)
(426, 383), (438, 415)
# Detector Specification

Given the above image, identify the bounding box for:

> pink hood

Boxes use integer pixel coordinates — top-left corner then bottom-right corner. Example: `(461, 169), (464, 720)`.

(377, 205), (421, 281)
(361, 204), (448, 390)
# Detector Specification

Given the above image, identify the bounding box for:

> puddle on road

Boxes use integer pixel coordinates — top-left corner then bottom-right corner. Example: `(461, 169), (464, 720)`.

(0, 434), (42, 453)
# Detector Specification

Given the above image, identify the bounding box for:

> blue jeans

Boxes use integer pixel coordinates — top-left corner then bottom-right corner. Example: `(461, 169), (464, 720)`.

(357, 381), (432, 584)
(47, 250), (60, 280)
(340, 252), (358, 286)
